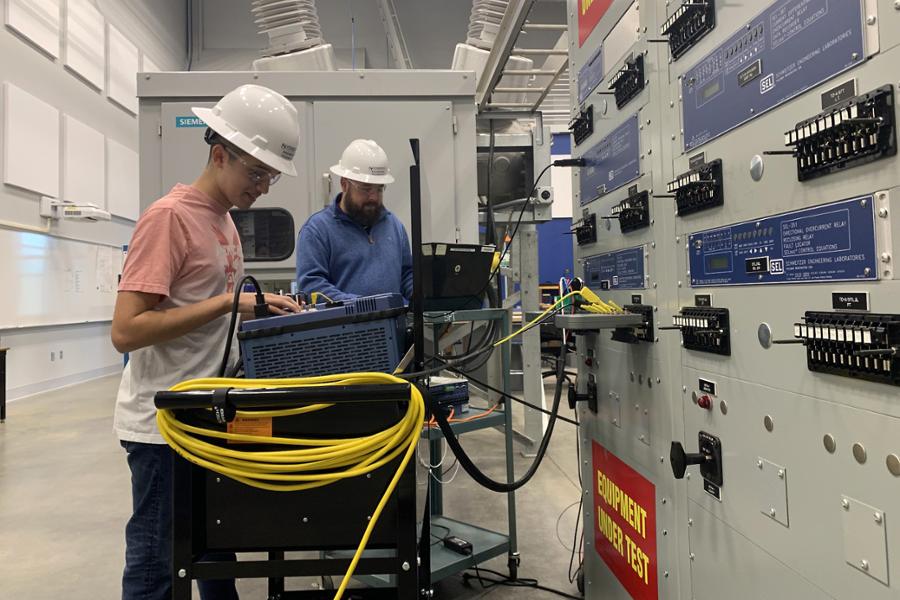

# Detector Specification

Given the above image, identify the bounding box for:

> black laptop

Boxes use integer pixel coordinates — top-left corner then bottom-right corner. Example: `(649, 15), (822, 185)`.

(421, 243), (496, 311)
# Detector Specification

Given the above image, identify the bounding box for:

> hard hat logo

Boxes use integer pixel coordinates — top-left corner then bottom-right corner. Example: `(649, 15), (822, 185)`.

(330, 139), (395, 185)
(281, 143), (297, 160)
(191, 84), (301, 177)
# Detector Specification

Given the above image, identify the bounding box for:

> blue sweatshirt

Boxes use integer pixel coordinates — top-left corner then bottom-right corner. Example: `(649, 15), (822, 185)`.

(296, 194), (413, 302)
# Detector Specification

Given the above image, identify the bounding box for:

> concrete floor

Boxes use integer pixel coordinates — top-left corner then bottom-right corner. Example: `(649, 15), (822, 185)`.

(0, 374), (584, 599)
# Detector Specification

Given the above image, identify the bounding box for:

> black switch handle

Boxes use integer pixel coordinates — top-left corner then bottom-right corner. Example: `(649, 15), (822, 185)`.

(670, 441), (711, 479)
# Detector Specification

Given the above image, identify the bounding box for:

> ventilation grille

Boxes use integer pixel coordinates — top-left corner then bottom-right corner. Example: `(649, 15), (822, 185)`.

(243, 321), (399, 379)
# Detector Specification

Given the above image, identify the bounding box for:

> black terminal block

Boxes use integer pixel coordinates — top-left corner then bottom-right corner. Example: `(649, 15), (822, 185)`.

(574, 213), (597, 246)
(793, 311), (900, 386)
(673, 307), (731, 356)
(610, 190), (650, 233)
(784, 85), (896, 182)
(611, 304), (655, 344)
(570, 104), (594, 147)
(670, 431), (723, 487)
(667, 159), (724, 217)
(660, 0), (716, 62)
(609, 54), (645, 110)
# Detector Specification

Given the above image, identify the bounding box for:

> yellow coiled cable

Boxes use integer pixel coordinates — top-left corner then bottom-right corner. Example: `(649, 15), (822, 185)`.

(156, 372), (425, 600)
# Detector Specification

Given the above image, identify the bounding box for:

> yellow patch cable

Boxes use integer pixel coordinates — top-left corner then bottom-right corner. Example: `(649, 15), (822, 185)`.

(157, 372), (425, 600)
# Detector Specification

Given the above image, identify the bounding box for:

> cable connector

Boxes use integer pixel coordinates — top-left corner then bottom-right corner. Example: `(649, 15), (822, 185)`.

(552, 158), (586, 167)
(253, 291), (270, 319)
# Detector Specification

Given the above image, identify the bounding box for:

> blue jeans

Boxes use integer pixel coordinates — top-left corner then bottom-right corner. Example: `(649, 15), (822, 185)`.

(121, 441), (239, 600)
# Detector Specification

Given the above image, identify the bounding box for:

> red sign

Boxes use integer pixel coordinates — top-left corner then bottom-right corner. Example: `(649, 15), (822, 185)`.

(593, 441), (658, 599)
(578, 0), (614, 47)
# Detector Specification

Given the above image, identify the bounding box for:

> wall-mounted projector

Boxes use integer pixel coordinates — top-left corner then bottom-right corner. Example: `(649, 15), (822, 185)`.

(40, 197), (111, 222)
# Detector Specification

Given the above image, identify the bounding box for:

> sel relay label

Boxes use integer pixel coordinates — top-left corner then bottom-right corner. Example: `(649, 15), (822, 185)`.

(681, 0), (864, 151)
(689, 195), (878, 287)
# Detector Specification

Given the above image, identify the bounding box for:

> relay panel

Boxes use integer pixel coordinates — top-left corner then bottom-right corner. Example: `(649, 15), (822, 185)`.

(793, 311), (900, 386)
(609, 54), (644, 110)
(671, 307), (731, 355)
(571, 104), (594, 147)
(579, 114), (641, 205)
(583, 246), (647, 291)
(782, 85), (897, 182)
(688, 195), (879, 287)
(681, 0), (865, 152)
(660, 0), (716, 63)
(611, 304), (654, 344)
(667, 158), (723, 217)
(610, 189), (650, 234)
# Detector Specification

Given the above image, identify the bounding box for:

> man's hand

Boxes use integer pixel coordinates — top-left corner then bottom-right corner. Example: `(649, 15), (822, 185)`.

(236, 292), (302, 318)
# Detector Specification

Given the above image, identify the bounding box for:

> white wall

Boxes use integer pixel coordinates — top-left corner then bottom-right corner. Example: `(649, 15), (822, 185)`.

(0, 0), (186, 400)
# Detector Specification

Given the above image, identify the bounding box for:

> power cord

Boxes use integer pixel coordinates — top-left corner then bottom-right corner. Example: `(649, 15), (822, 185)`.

(463, 565), (582, 599)
(427, 341), (569, 493)
(219, 274), (268, 377)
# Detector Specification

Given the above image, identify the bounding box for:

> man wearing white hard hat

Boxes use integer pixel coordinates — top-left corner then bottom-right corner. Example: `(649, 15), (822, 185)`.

(111, 84), (302, 600)
(296, 139), (414, 302)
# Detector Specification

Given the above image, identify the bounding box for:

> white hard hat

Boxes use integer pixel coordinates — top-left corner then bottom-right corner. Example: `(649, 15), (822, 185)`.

(192, 84), (300, 177)
(330, 139), (395, 184)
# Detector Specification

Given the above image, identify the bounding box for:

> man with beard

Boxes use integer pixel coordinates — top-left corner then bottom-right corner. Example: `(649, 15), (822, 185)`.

(296, 139), (413, 302)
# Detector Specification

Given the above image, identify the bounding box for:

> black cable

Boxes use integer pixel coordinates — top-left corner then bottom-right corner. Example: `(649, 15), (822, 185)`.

(464, 566), (582, 599)
(218, 275), (264, 377)
(441, 364), (578, 427)
(429, 341), (568, 493)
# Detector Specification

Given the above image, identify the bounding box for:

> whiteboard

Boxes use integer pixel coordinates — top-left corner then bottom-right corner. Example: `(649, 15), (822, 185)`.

(106, 137), (139, 220)
(106, 22), (138, 114)
(64, 114), (105, 207)
(0, 229), (120, 330)
(64, 0), (104, 90)
(2, 82), (60, 197)
(5, 0), (60, 58)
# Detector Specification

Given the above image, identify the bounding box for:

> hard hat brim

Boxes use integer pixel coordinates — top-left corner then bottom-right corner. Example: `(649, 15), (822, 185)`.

(329, 163), (395, 185)
(192, 106), (298, 177)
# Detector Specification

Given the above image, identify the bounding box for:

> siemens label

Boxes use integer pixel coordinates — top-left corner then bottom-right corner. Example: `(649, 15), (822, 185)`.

(584, 246), (647, 290)
(689, 196), (878, 287)
(681, 0), (864, 151)
(176, 116), (207, 128)
(579, 114), (641, 205)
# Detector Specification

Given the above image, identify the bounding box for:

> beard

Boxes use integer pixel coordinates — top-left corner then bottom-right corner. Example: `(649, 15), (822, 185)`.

(343, 195), (384, 228)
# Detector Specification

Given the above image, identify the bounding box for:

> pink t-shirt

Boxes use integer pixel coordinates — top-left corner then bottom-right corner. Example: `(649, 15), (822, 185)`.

(114, 184), (243, 443)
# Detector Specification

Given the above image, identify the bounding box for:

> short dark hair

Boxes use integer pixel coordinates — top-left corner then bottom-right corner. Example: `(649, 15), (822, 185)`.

(204, 128), (239, 164)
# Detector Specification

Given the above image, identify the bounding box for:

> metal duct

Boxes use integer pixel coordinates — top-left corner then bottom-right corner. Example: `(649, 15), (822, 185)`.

(252, 0), (325, 57)
(466, 0), (510, 50)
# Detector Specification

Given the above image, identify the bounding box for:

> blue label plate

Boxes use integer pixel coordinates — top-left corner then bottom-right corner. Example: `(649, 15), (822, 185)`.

(689, 195), (878, 287)
(578, 45), (604, 105)
(584, 245), (646, 290)
(579, 114), (641, 205)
